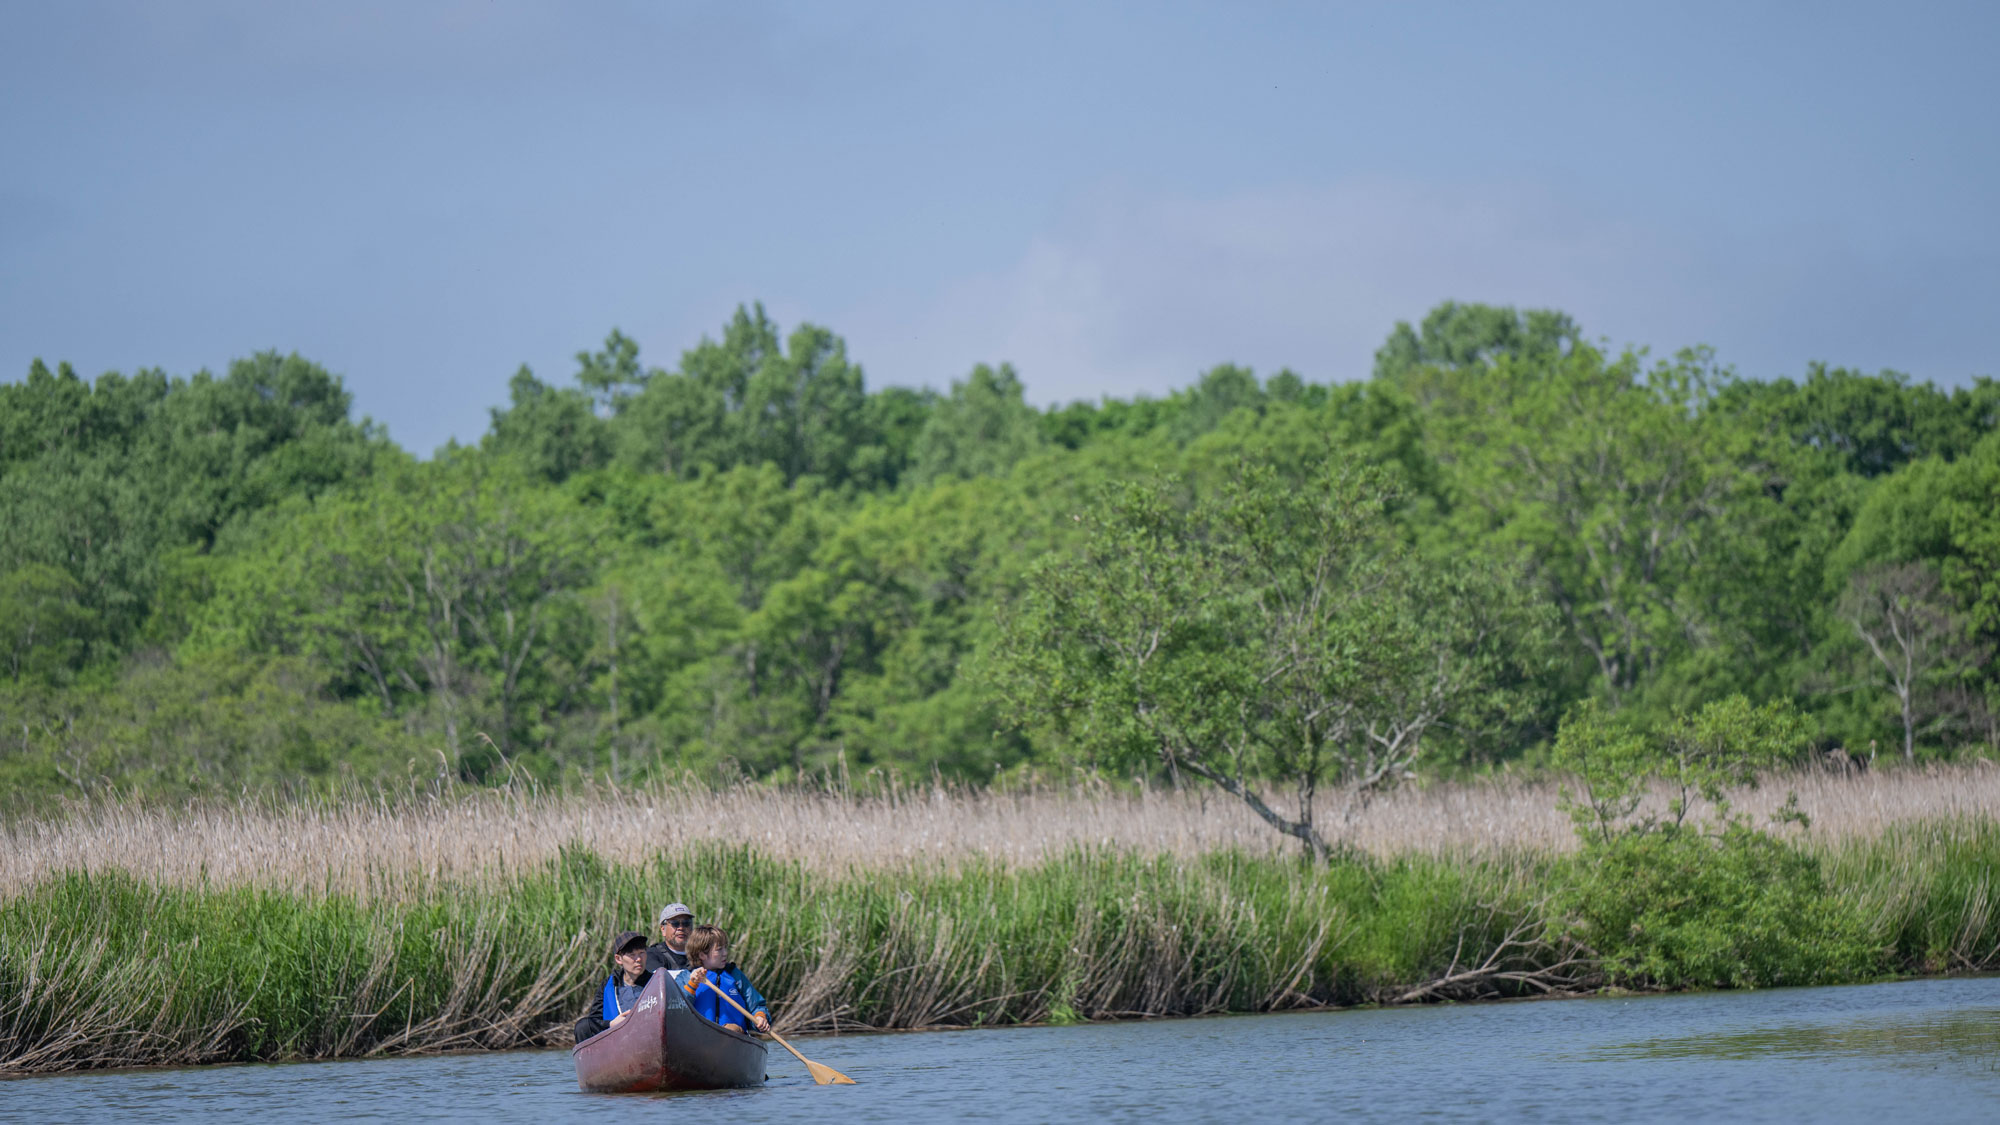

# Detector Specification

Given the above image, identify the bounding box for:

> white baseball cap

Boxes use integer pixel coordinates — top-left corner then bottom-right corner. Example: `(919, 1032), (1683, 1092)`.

(658, 902), (693, 925)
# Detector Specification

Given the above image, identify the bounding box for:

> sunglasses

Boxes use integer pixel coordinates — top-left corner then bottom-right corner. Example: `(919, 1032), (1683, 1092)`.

(663, 918), (692, 928)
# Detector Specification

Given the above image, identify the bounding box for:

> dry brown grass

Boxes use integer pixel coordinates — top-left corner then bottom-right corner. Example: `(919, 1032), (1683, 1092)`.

(4, 764), (1997, 898)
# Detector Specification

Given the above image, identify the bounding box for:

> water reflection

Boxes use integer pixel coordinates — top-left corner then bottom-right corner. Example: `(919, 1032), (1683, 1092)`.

(1596, 1003), (2000, 1070)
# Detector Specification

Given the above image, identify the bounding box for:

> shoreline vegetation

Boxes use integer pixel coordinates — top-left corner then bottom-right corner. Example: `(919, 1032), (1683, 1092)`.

(5, 305), (1998, 1075)
(4, 770), (1998, 1075)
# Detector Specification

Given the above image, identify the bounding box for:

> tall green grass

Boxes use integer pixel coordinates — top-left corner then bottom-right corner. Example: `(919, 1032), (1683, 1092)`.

(1818, 818), (2000, 974)
(4, 824), (1997, 1073)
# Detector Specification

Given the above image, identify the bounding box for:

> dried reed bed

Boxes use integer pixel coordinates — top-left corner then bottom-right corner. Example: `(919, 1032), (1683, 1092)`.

(5, 778), (1999, 1073)
(4, 765), (1996, 898)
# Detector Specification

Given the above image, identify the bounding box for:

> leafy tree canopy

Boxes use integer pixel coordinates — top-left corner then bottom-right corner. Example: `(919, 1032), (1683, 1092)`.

(3, 300), (1995, 815)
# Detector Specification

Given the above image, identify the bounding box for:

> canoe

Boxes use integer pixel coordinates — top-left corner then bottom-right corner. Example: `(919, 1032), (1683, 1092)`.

(572, 971), (769, 1093)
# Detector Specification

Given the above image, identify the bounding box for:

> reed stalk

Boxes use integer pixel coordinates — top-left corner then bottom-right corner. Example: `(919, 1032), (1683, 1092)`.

(4, 765), (1995, 898)
(3, 815), (1998, 1074)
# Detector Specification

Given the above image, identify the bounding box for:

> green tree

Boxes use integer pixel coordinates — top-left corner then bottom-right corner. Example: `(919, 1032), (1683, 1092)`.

(1420, 342), (1768, 712)
(852, 385), (935, 488)
(1727, 364), (1998, 478)
(0, 565), (96, 684)
(994, 463), (1537, 858)
(0, 651), (423, 803)
(603, 306), (907, 488)
(1169, 364), (1265, 443)
(908, 363), (1046, 486)
(484, 365), (612, 483)
(0, 352), (384, 655)
(574, 328), (648, 412)
(826, 478), (1043, 778)
(0, 453), (158, 645)
(1373, 301), (1578, 384)
(1553, 695), (1810, 844)
(739, 323), (871, 485)
(627, 463), (832, 775)
(193, 457), (601, 775)
(611, 368), (732, 479)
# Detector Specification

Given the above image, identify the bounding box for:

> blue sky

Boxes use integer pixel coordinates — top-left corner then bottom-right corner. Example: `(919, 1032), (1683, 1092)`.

(3, 1), (1996, 455)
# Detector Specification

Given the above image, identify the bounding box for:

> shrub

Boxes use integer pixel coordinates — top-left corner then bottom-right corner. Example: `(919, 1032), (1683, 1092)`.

(1560, 825), (1879, 989)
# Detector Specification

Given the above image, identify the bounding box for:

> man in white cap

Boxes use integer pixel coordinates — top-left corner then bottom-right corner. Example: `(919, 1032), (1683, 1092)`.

(647, 900), (772, 1021)
(645, 902), (695, 973)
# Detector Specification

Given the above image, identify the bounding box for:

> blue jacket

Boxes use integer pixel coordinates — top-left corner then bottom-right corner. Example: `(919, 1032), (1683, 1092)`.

(683, 966), (767, 1027)
(731, 963), (768, 1015)
(600, 969), (653, 1022)
(730, 964), (769, 1017)
(647, 947), (768, 1014)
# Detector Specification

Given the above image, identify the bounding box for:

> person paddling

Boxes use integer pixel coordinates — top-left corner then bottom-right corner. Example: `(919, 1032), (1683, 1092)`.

(646, 900), (773, 1020)
(573, 930), (652, 1042)
(681, 924), (770, 1033)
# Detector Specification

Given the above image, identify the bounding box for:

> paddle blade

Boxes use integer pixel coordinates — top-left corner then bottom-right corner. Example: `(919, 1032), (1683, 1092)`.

(806, 1059), (857, 1085)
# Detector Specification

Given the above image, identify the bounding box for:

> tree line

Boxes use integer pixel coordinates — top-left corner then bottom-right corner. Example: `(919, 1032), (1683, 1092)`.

(1, 301), (1995, 807)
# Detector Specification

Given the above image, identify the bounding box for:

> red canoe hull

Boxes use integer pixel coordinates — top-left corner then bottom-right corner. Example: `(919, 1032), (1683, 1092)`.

(572, 972), (769, 1093)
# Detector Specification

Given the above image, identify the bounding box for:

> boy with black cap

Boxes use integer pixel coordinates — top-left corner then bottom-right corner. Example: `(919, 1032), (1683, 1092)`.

(573, 930), (652, 1043)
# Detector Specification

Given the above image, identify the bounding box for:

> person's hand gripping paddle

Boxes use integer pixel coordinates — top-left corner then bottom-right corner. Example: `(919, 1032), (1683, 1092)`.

(699, 976), (855, 1085)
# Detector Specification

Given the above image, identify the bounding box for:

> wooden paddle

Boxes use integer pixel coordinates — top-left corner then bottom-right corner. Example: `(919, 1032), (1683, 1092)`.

(696, 974), (856, 1085)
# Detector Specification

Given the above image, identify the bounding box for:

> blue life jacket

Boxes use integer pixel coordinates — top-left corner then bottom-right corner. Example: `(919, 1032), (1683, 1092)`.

(684, 966), (765, 1027)
(600, 969), (652, 1022)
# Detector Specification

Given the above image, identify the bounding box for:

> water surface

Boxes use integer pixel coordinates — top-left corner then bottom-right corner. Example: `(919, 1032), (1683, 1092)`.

(10, 976), (1997, 1122)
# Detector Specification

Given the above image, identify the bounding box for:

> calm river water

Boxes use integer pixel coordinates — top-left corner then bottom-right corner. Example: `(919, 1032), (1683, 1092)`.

(7, 976), (1997, 1122)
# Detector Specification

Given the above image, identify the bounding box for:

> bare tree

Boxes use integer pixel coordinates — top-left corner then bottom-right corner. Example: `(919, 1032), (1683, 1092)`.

(1839, 562), (1984, 761)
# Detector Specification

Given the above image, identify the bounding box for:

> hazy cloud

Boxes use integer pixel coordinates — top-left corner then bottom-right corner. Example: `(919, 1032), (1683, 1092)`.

(5, 3), (1993, 454)
(844, 176), (1993, 405)
(843, 178), (1668, 402)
